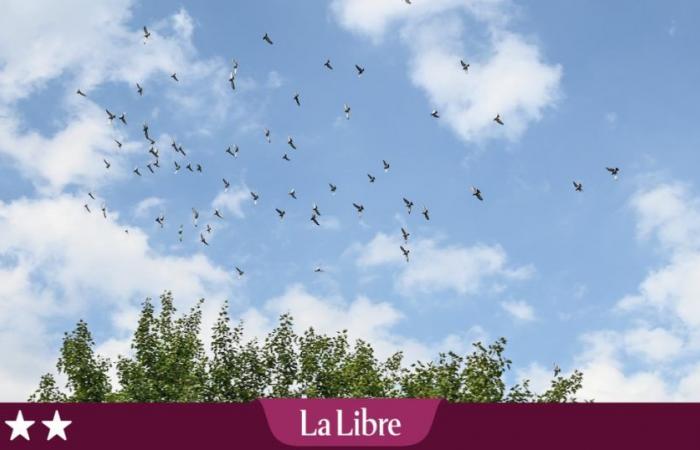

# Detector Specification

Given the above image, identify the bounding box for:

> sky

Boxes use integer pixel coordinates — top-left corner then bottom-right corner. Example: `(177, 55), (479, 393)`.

(1, 0), (700, 401)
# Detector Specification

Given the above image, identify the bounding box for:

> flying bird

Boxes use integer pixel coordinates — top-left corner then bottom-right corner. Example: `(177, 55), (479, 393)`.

(324, 59), (333, 70)
(471, 186), (483, 201)
(355, 64), (365, 76)
(170, 73), (179, 82)
(383, 160), (390, 172)
(192, 208), (199, 226)
(573, 181), (583, 192)
(293, 92), (300, 106)
(344, 104), (351, 119)
(174, 161), (181, 172)
(606, 167), (620, 179)
(106, 109), (116, 122)
(196, 163), (203, 173)
(200, 233), (209, 246)
(143, 26), (151, 41)
(214, 209), (223, 219)
(103, 159), (111, 169)
(422, 207), (430, 221)
(250, 192), (259, 204)
(84, 204), (91, 213)
(400, 245), (410, 262)
(310, 214), (320, 226)
(206, 224), (212, 234)
(494, 114), (504, 125)
(431, 110), (440, 118)
(101, 205), (107, 218)
(275, 208), (286, 219)
(353, 203), (364, 215)
(460, 60), (470, 72)
(148, 146), (159, 158)
(287, 136), (296, 150)
(262, 33), (273, 45)
(146, 163), (154, 174)
(403, 197), (414, 214)
(329, 183), (337, 194)
(88, 192), (96, 200)
(367, 174), (376, 183)
(225, 145), (239, 158)
(178, 225), (183, 242)
(186, 163), (194, 172)
(223, 178), (230, 192)
(76, 89), (86, 97)
(155, 213), (165, 228)
(118, 113), (127, 125)
(314, 267), (324, 273)
(264, 128), (271, 143)
(136, 83), (143, 96)
(282, 153), (291, 161)
(114, 139), (122, 148)
(401, 227), (410, 243)
(288, 189), (297, 199)
(312, 204), (321, 216)
(228, 60), (238, 90)
(133, 167), (141, 176)
(235, 267), (244, 278)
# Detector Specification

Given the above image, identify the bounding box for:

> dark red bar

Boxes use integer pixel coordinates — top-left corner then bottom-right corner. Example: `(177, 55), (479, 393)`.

(1, 401), (699, 449)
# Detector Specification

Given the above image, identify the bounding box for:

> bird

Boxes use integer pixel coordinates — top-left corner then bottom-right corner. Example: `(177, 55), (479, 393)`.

(103, 159), (111, 169)
(101, 205), (107, 218)
(148, 146), (159, 158)
(173, 161), (181, 173)
(231, 59), (239, 77)
(133, 167), (141, 176)
(400, 245), (410, 262)
(192, 208), (199, 226)
(383, 160), (390, 172)
(153, 159), (160, 169)
(196, 164), (203, 173)
(136, 83), (143, 96)
(170, 73), (179, 82)
(430, 109), (440, 118)
(228, 60), (238, 90)
(287, 136), (296, 150)
(314, 267), (324, 273)
(275, 208), (286, 219)
(353, 203), (364, 215)
(355, 64), (365, 76)
(329, 183), (337, 194)
(264, 128), (271, 143)
(288, 189), (297, 199)
(344, 104), (351, 120)
(460, 59), (470, 72)
(178, 225), (183, 242)
(235, 267), (244, 278)
(118, 113), (127, 125)
(106, 109), (116, 122)
(310, 214), (320, 226)
(186, 163), (194, 172)
(84, 203), (91, 213)
(401, 227), (410, 243)
(471, 186), (483, 201)
(206, 224), (212, 233)
(143, 26), (151, 41)
(606, 167), (620, 179)
(324, 59), (333, 70)
(76, 89), (86, 97)
(88, 192), (95, 200)
(282, 153), (291, 161)
(214, 209), (223, 219)
(573, 181), (583, 192)
(293, 92), (300, 106)
(263, 33), (273, 45)
(223, 178), (230, 192)
(250, 192), (259, 204)
(114, 139), (122, 148)
(142, 122), (150, 140)
(494, 114), (504, 125)
(403, 197), (414, 214)
(146, 163), (154, 174)
(367, 174), (376, 183)
(200, 233), (209, 246)
(225, 145), (239, 158)
(312, 204), (321, 216)
(155, 214), (165, 228)
(422, 207), (430, 221)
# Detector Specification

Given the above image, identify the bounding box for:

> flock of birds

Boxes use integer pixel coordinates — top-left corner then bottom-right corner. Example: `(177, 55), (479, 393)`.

(75, 21), (622, 278)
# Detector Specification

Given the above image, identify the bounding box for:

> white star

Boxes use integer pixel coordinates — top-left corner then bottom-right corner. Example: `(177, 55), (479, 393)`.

(42, 410), (71, 441)
(5, 410), (34, 441)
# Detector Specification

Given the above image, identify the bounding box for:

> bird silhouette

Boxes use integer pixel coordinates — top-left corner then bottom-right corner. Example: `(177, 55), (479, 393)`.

(353, 203), (364, 215)
(403, 197), (414, 214)
(118, 113), (127, 125)
(494, 114), (504, 125)
(288, 188), (297, 199)
(143, 26), (151, 41)
(431, 110), (440, 118)
(155, 213), (165, 228)
(606, 167), (620, 179)
(471, 186), (483, 201)
(324, 59), (333, 70)
(235, 267), (244, 278)
(263, 33), (273, 45)
(401, 227), (410, 242)
(200, 233), (209, 246)
(293, 92), (300, 106)
(460, 59), (470, 72)
(368, 174), (376, 183)
(88, 192), (96, 200)
(114, 139), (122, 148)
(329, 183), (337, 194)
(223, 178), (230, 192)
(344, 104), (351, 119)
(383, 160), (390, 172)
(84, 204), (91, 213)
(106, 109), (116, 122)
(192, 208), (200, 227)
(136, 83), (143, 96)
(276, 208), (286, 219)
(214, 209), (223, 219)
(171, 73), (179, 82)
(310, 214), (320, 226)
(573, 181), (583, 192)
(400, 245), (410, 262)
(355, 64), (365, 76)
(173, 161), (181, 173)
(422, 207), (430, 221)
(287, 136), (296, 149)
(250, 192), (259, 204)
(76, 89), (86, 97)
(133, 167), (141, 176)
(103, 159), (111, 169)
(282, 153), (291, 161)
(312, 204), (321, 216)
(264, 128), (271, 143)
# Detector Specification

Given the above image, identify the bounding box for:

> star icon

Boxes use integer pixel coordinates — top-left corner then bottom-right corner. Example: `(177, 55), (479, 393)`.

(5, 410), (34, 441)
(42, 410), (71, 441)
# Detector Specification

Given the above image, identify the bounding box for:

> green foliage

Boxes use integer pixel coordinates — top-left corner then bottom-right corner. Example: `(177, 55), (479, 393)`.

(31, 292), (584, 403)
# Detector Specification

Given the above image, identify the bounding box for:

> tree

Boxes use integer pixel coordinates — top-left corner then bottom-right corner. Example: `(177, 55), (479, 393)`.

(31, 292), (584, 403)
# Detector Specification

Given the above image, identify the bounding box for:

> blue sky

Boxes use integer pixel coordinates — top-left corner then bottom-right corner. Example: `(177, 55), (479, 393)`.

(1, 0), (700, 400)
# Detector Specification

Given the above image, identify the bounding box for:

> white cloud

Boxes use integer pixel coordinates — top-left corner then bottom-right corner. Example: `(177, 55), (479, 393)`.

(354, 232), (533, 297)
(623, 327), (684, 363)
(331, 0), (561, 143)
(500, 300), (535, 322)
(0, 195), (234, 400)
(133, 196), (166, 218)
(212, 185), (250, 219)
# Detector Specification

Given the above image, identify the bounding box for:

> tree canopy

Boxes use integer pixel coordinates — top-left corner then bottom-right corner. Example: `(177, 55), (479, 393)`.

(31, 291), (583, 403)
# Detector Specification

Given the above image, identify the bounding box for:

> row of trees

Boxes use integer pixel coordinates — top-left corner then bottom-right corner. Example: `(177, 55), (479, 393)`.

(31, 291), (583, 402)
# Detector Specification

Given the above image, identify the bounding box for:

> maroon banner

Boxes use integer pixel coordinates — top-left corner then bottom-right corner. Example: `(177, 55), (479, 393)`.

(1, 401), (699, 448)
